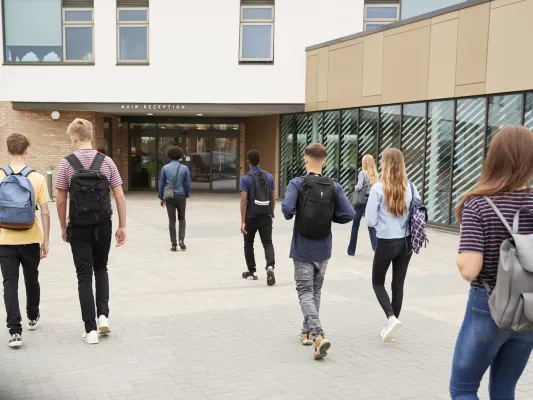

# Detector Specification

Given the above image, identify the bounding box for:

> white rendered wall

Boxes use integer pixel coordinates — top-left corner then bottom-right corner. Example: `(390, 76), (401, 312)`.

(0, 0), (364, 104)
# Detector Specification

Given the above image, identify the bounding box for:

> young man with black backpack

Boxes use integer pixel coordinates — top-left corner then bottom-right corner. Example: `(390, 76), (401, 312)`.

(56, 118), (126, 345)
(0, 133), (51, 348)
(239, 149), (276, 286)
(282, 143), (354, 360)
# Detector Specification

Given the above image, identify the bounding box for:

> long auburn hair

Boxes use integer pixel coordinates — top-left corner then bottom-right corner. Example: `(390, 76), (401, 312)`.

(456, 126), (533, 222)
(381, 148), (408, 217)
(362, 154), (378, 185)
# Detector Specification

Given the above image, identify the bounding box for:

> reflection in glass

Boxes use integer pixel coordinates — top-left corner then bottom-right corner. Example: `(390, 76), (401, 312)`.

(212, 138), (238, 191)
(424, 101), (453, 224)
(340, 109), (358, 195)
(130, 136), (157, 189)
(130, 123), (156, 129)
(379, 105), (401, 169)
(186, 137), (211, 191)
(213, 124), (240, 131)
(295, 114), (310, 178)
(487, 94), (522, 148)
(358, 108), (378, 171)
(323, 111), (340, 180)
(119, 26), (148, 61)
(366, 6), (397, 18)
(525, 93), (533, 131)
(402, 103), (426, 197)
(65, 27), (93, 61)
(451, 98), (486, 224)
(119, 9), (148, 22)
(280, 115), (294, 197)
(4, 0), (62, 63)
(311, 113), (323, 143)
(65, 10), (92, 21)
(241, 25), (272, 59)
(242, 7), (273, 20)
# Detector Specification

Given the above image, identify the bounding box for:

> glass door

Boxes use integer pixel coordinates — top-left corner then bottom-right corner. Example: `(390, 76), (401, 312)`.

(185, 137), (211, 191)
(212, 137), (238, 191)
(130, 135), (157, 190)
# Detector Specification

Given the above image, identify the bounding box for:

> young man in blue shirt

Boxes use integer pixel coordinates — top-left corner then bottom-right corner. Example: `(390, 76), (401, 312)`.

(158, 146), (191, 252)
(239, 149), (276, 286)
(282, 143), (354, 359)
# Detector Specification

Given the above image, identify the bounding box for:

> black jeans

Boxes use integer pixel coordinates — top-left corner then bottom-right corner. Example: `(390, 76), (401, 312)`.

(68, 221), (112, 333)
(0, 244), (40, 335)
(166, 195), (186, 245)
(244, 216), (275, 273)
(372, 237), (412, 319)
(347, 204), (377, 255)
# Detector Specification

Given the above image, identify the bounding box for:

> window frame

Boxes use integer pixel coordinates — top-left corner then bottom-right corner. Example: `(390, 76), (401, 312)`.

(62, 8), (94, 63)
(239, 5), (275, 63)
(116, 7), (150, 64)
(364, 4), (399, 21)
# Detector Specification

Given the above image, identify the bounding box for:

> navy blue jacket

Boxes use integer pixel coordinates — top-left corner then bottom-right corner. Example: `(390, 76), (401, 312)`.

(282, 176), (355, 262)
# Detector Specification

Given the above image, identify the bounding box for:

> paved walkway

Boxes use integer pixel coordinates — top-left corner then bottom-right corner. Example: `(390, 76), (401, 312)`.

(1, 193), (533, 400)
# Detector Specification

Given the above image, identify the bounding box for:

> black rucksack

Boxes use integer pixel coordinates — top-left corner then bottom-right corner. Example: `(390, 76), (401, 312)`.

(247, 171), (273, 216)
(66, 153), (112, 226)
(296, 175), (335, 239)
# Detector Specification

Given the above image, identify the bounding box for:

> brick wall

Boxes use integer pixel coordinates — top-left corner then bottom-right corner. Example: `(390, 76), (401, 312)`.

(0, 102), (129, 193)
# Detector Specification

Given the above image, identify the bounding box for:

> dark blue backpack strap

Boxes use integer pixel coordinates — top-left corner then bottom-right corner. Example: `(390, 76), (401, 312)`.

(19, 167), (34, 177)
(66, 154), (84, 171)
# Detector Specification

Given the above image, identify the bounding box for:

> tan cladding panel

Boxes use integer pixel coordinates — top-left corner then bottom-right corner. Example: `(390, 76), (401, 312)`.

(305, 55), (318, 112)
(455, 3), (490, 86)
(382, 26), (431, 104)
(362, 32), (384, 97)
(486, 0), (533, 93)
(428, 18), (458, 100)
(327, 44), (364, 110)
(317, 47), (329, 103)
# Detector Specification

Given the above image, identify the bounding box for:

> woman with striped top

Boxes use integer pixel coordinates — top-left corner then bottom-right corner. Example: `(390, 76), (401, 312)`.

(451, 126), (533, 399)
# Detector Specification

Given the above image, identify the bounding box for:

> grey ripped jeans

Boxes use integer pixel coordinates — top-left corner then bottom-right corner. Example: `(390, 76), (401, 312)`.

(294, 259), (329, 340)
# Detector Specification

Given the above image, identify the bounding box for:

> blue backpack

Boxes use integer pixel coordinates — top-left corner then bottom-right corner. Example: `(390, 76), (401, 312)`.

(0, 166), (36, 230)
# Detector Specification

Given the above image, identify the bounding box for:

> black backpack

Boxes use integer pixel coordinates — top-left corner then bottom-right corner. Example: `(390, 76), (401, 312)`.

(296, 175), (335, 239)
(66, 153), (112, 226)
(247, 170), (273, 216)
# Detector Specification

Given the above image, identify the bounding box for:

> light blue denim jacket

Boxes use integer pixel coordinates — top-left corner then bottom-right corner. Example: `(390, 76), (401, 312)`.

(365, 182), (420, 239)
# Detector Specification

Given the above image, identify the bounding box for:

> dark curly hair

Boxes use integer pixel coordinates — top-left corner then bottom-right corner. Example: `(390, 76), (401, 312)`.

(167, 146), (184, 161)
(247, 149), (261, 167)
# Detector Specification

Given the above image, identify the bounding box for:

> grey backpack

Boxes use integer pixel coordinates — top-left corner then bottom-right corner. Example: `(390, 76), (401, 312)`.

(483, 197), (533, 332)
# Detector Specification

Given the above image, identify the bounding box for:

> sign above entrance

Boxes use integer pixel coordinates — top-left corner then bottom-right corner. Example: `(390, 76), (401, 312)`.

(120, 104), (186, 111)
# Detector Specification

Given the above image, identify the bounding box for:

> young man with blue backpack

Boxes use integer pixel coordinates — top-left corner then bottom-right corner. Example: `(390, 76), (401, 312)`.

(239, 149), (276, 286)
(282, 143), (354, 359)
(0, 133), (51, 348)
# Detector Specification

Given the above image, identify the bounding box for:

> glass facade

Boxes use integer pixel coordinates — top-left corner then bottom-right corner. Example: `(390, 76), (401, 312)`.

(280, 91), (533, 227)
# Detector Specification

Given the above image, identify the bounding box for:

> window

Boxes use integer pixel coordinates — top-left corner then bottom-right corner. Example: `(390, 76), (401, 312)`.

(239, 1), (274, 62)
(63, 8), (94, 62)
(104, 119), (113, 157)
(401, 0), (467, 20)
(117, 0), (149, 63)
(363, 3), (399, 31)
(3, 0), (93, 63)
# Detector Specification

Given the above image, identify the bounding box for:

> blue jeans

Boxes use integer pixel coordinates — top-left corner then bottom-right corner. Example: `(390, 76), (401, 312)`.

(450, 288), (533, 399)
(347, 204), (377, 255)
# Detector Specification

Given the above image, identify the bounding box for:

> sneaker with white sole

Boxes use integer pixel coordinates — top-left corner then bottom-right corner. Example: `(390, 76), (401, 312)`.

(27, 314), (40, 330)
(98, 315), (111, 335)
(8, 333), (22, 348)
(83, 330), (99, 344)
(266, 266), (276, 286)
(380, 327), (395, 342)
(299, 333), (313, 346)
(382, 317), (401, 343)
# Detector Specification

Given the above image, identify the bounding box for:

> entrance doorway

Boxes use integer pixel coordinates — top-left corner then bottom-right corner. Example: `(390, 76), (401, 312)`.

(129, 129), (239, 192)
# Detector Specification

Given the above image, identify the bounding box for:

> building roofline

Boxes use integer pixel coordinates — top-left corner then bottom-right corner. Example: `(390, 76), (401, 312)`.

(305, 0), (489, 52)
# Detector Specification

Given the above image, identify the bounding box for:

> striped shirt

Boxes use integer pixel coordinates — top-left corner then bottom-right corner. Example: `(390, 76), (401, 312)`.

(459, 190), (533, 289)
(55, 149), (123, 190)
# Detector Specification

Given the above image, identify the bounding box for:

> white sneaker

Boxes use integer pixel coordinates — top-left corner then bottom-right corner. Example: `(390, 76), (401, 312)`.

(98, 315), (111, 335)
(82, 330), (99, 344)
(380, 328), (395, 342)
(345, 251), (353, 256)
(382, 317), (401, 343)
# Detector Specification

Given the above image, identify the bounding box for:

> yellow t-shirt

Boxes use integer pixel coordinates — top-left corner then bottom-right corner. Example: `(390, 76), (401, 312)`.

(0, 166), (50, 245)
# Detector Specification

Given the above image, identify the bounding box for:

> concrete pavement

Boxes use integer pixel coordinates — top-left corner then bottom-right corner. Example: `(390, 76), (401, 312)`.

(0, 193), (532, 400)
